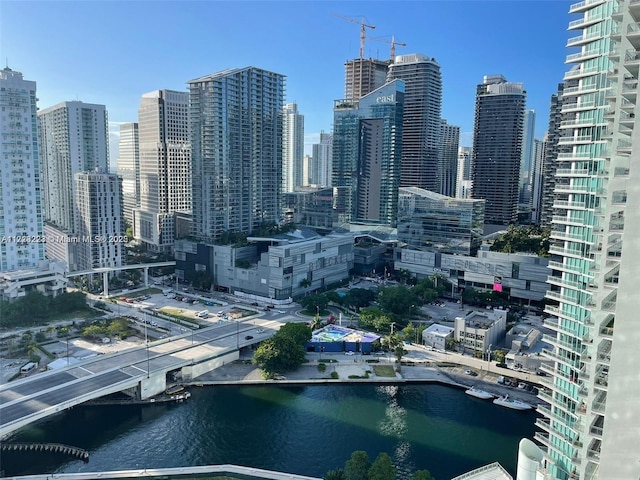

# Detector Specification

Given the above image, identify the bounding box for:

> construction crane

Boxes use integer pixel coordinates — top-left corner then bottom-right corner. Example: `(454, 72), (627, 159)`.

(333, 14), (375, 60)
(370, 35), (407, 61)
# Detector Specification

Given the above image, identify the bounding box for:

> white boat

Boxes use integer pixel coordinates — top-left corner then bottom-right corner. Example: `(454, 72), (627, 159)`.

(465, 386), (495, 400)
(493, 395), (532, 411)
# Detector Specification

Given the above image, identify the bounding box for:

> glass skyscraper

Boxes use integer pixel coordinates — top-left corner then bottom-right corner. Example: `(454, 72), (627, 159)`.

(188, 67), (285, 242)
(332, 80), (404, 227)
(534, 1), (640, 479)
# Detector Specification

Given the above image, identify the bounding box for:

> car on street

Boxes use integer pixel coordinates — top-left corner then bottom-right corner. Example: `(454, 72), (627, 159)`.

(245, 335), (254, 340)
(464, 369), (478, 376)
(345, 351), (355, 356)
(256, 329), (265, 333)
(496, 362), (508, 368)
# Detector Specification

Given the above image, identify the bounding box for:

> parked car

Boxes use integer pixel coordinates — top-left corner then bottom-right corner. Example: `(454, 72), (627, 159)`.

(345, 351), (355, 356)
(496, 362), (508, 368)
(464, 369), (478, 376)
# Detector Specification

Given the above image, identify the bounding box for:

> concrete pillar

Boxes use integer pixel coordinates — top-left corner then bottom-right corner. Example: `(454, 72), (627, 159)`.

(144, 267), (149, 287)
(103, 271), (109, 297)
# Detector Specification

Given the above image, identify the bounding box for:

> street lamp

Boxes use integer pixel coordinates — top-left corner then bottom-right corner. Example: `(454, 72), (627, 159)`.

(390, 322), (396, 336)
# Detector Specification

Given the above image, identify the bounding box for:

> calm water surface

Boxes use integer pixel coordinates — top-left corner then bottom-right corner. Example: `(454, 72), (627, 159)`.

(2, 384), (537, 479)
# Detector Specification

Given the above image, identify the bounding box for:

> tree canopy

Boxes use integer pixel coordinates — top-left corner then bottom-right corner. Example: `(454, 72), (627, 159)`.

(0, 291), (89, 329)
(252, 321), (311, 376)
(490, 225), (550, 256)
(344, 451), (371, 480)
(299, 293), (329, 314)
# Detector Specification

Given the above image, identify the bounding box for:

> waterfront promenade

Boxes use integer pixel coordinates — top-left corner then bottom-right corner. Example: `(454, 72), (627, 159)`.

(187, 349), (541, 406)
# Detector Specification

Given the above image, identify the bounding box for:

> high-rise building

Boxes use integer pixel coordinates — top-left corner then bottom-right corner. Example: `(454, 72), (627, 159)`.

(133, 90), (190, 252)
(532, 2), (640, 479)
(440, 120), (460, 197)
(332, 80), (404, 227)
(387, 54), (442, 192)
(540, 83), (570, 229)
(471, 75), (526, 230)
(456, 146), (473, 199)
(74, 172), (124, 271)
(38, 101), (109, 233)
(116, 122), (139, 225)
(0, 67), (46, 271)
(519, 109), (537, 217)
(282, 103), (304, 192)
(344, 58), (390, 102)
(189, 67), (285, 243)
(530, 138), (546, 225)
(311, 132), (333, 187)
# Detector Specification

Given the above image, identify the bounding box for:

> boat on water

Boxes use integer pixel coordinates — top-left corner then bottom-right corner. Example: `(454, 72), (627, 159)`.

(464, 386), (495, 400)
(493, 395), (532, 411)
(165, 385), (185, 395)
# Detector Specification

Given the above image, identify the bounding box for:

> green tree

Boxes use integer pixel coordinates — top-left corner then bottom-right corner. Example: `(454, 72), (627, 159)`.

(343, 288), (376, 311)
(368, 452), (396, 480)
(325, 291), (343, 305)
(82, 324), (106, 340)
(253, 335), (306, 375)
(376, 286), (418, 325)
(125, 225), (134, 241)
(299, 293), (329, 314)
(344, 451), (371, 480)
(277, 322), (312, 345)
(324, 470), (345, 480)
(411, 470), (435, 480)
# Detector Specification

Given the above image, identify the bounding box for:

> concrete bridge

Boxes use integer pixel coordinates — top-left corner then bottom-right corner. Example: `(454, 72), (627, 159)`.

(0, 317), (281, 438)
(66, 261), (176, 297)
(0, 464), (322, 480)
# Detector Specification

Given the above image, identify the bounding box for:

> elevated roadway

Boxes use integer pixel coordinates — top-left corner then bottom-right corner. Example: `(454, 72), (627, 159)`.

(0, 317), (281, 438)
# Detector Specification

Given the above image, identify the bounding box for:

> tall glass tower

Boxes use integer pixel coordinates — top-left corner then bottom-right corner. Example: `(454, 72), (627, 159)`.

(387, 53), (442, 192)
(189, 67), (285, 242)
(534, 1), (640, 479)
(332, 80), (404, 227)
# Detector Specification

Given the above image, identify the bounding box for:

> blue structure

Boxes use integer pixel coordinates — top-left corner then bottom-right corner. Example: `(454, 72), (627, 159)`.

(306, 325), (381, 354)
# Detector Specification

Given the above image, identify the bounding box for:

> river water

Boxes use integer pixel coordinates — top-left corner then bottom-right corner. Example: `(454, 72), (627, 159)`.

(2, 384), (537, 479)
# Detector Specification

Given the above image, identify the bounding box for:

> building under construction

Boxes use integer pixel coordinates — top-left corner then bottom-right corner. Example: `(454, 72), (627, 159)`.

(344, 58), (390, 102)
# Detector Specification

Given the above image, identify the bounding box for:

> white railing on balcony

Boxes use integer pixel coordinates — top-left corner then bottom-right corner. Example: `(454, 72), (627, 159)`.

(564, 65), (602, 79)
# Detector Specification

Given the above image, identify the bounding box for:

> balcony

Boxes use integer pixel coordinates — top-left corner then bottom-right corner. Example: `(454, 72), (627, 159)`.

(562, 83), (599, 96)
(562, 100), (596, 112)
(558, 134), (597, 145)
(548, 260), (588, 275)
(569, 0), (605, 13)
(555, 168), (592, 176)
(568, 12), (605, 30)
(556, 152), (592, 160)
(624, 50), (640, 75)
(548, 245), (586, 258)
(551, 214), (587, 226)
(566, 49), (602, 64)
(564, 65), (602, 80)
(546, 274), (588, 290)
(567, 30), (605, 47)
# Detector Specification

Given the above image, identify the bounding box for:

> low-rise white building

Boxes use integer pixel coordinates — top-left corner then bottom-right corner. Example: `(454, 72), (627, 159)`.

(454, 308), (507, 355)
(422, 324), (454, 351)
(0, 260), (67, 301)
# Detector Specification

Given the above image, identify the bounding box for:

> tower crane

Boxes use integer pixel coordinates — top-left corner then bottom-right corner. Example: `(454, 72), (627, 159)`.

(370, 35), (407, 61)
(333, 14), (375, 60)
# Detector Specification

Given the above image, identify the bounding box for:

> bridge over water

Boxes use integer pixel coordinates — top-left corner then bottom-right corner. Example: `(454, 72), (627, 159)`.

(0, 316), (282, 438)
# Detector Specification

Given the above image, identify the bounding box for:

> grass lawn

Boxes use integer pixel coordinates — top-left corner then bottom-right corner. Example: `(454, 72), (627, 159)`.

(157, 307), (201, 326)
(118, 287), (163, 298)
(372, 365), (396, 377)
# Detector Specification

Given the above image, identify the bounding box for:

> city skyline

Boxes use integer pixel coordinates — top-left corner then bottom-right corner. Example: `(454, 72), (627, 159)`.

(2, 1), (571, 164)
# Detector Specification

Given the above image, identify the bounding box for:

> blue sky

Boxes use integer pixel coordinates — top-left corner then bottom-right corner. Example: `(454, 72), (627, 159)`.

(1, 1), (572, 164)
